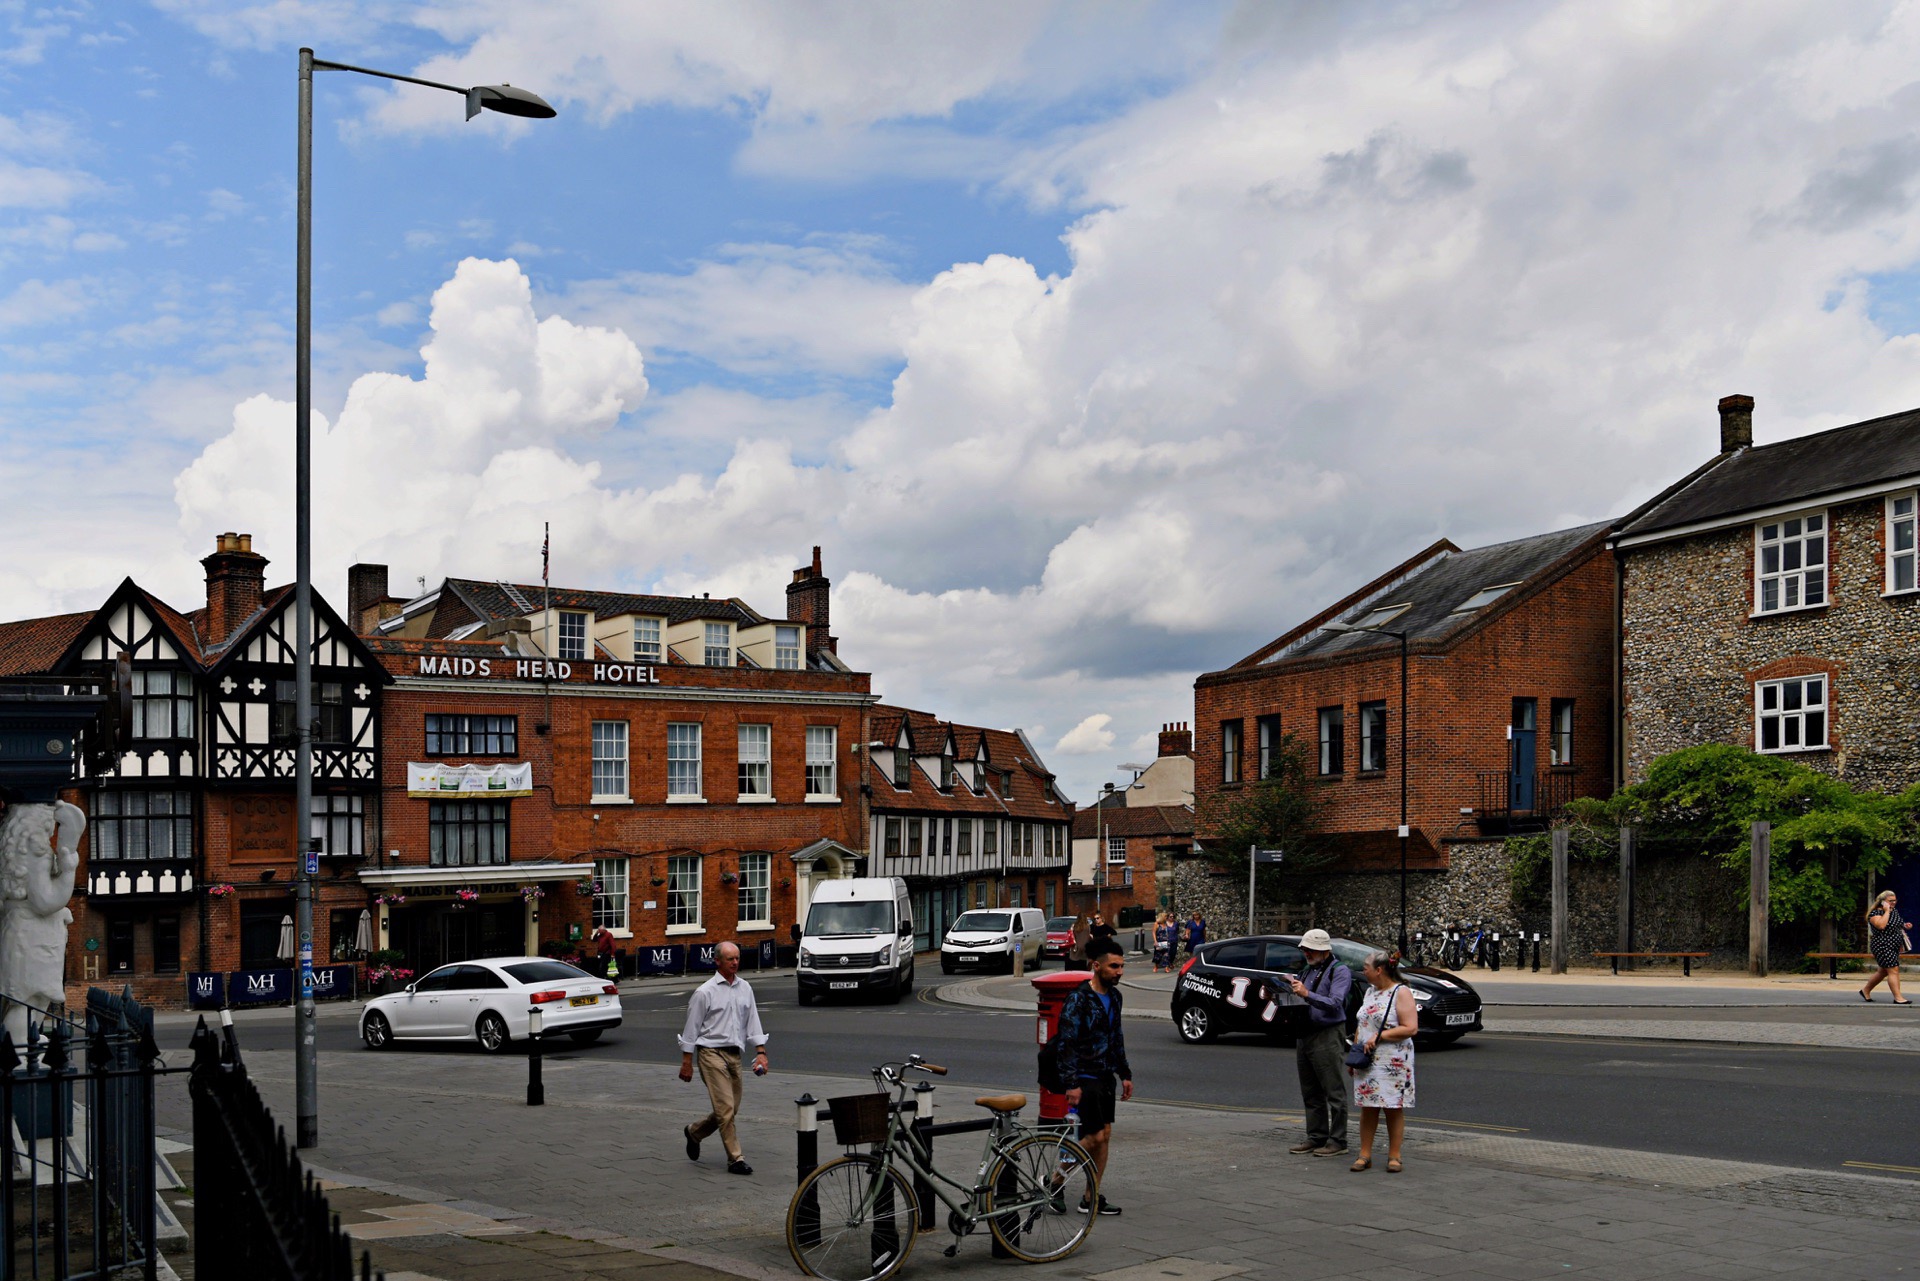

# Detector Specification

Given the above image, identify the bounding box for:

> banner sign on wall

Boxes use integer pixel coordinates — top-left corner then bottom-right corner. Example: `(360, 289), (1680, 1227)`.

(689, 943), (719, 973)
(310, 965), (356, 1001)
(229, 968), (291, 1005)
(186, 972), (224, 1009)
(636, 946), (685, 976)
(406, 761), (534, 798)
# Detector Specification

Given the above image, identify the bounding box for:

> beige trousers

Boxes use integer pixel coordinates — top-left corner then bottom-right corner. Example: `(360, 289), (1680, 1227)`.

(690, 1047), (745, 1161)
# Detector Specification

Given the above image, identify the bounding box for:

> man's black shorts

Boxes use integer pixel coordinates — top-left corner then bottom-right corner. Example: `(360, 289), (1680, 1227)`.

(1075, 1074), (1118, 1136)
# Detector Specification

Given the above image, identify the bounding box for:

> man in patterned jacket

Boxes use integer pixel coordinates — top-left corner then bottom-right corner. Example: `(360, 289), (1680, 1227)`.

(1055, 937), (1133, 1215)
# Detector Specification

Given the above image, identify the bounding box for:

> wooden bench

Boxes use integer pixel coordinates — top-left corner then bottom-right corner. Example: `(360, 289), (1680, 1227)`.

(1806, 951), (1920, 980)
(1593, 951), (1711, 977)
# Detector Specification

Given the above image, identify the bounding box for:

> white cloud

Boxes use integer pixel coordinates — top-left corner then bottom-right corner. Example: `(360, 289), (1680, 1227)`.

(1055, 713), (1116, 756)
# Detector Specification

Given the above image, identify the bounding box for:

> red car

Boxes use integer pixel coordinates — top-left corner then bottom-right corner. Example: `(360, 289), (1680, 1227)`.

(1040, 916), (1077, 963)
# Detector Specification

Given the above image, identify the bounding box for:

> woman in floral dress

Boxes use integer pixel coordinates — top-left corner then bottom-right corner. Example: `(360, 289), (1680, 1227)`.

(1348, 951), (1419, 1173)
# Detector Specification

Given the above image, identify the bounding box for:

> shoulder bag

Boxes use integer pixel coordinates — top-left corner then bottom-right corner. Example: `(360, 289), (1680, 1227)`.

(1343, 984), (1403, 1069)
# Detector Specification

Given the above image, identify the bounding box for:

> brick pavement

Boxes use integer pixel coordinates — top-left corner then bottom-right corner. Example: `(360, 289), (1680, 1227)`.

(153, 1045), (1916, 1280)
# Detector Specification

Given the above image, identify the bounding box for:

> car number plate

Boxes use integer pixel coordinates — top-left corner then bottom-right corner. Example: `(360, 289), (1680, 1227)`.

(570, 995), (598, 1008)
(958, 954), (978, 962)
(830, 981), (858, 990)
(1445, 1012), (1475, 1026)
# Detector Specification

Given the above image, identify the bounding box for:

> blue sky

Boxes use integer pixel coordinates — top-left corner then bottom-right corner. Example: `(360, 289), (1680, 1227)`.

(10, 3), (1920, 801)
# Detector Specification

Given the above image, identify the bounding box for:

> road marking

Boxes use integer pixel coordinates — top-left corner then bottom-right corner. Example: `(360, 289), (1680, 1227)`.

(1414, 1118), (1529, 1133)
(1844, 1160), (1920, 1176)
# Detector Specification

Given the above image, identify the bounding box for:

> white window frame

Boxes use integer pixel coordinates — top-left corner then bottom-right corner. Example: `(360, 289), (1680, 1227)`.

(557, 610), (588, 660)
(1107, 834), (1126, 865)
(666, 854), (702, 933)
(592, 857), (630, 934)
(737, 723), (772, 800)
(1888, 492), (1918, 595)
(1359, 701), (1388, 772)
(1756, 675), (1828, 754)
(591, 720), (629, 801)
(737, 852), (771, 927)
(703, 622), (732, 667)
(633, 616), (663, 663)
(805, 726), (837, 799)
(1754, 511), (1828, 615)
(774, 625), (802, 670)
(667, 722), (703, 800)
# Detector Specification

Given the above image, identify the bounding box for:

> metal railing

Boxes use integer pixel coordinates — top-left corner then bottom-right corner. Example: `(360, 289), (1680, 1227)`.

(0, 985), (178, 1280)
(1474, 770), (1575, 832)
(188, 1013), (384, 1280)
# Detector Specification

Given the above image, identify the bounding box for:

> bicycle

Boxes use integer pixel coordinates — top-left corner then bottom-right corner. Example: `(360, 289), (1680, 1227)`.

(786, 1055), (1099, 1280)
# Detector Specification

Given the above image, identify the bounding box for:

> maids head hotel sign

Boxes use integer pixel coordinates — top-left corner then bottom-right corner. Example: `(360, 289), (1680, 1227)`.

(411, 655), (664, 685)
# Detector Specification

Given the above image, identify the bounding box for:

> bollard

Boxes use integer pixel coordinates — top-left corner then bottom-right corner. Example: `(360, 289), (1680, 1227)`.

(911, 1081), (936, 1231)
(794, 1093), (820, 1247)
(526, 1006), (545, 1106)
(1013, 944), (1025, 979)
(1412, 931), (1424, 966)
(1488, 933), (1501, 972)
(1531, 932), (1542, 973)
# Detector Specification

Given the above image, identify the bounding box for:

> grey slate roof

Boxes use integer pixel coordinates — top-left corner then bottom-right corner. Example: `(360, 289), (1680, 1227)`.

(1271, 520), (1611, 664)
(1621, 405), (1920, 538)
(440, 580), (797, 631)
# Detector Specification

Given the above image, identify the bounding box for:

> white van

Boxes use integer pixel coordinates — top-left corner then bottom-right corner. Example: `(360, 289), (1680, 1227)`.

(940, 907), (1046, 974)
(797, 878), (915, 1004)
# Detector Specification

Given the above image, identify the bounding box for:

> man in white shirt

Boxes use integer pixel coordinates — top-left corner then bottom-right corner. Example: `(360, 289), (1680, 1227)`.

(679, 942), (769, 1175)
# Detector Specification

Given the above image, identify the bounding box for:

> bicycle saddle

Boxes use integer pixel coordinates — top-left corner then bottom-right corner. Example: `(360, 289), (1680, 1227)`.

(973, 1093), (1027, 1112)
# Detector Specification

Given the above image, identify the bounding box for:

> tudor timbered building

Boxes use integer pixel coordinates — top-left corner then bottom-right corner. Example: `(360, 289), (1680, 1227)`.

(0, 532), (387, 1005)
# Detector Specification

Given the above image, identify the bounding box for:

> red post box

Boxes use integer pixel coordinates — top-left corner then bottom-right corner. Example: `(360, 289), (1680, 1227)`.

(1031, 969), (1093, 1121)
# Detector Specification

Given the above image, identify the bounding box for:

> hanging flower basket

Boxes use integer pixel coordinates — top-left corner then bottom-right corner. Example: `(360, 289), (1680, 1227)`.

(520, 884), (546, 903)
(452, 888), (480, 910)
(575, 878), (602, 898)
(720, 871), (739, 886)
(373, 892), (407, 907)
(205, 884), (237, 899)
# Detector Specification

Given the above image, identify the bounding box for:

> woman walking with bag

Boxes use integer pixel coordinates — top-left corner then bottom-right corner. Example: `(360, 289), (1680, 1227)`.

(1861, 891), (1912, 1004)
(1347, 951), (1419, 1173)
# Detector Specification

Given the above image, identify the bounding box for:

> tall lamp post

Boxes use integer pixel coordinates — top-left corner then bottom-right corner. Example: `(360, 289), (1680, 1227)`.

(1320, 620), (1411, 957)
(293, 49), (555, 1149)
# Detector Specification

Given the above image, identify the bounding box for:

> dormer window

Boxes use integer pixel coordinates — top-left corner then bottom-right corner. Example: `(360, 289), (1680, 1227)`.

(893, 745), (911, 789)
(557, 611), (588, 660)
(999, 771), (1013, 799)
(775, 626), (802, 670)
(703, 622), (732, 667)
(1756, 513), (1826, 613)
(634, 617), (662, 663)
(1044, 778), (1055, 803)
(940, 756), (955, 790)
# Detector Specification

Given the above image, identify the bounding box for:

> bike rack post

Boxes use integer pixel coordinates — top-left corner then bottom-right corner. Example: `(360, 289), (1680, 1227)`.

(911, 1082), (936, 1232)
(526, 1006), (544, 1106)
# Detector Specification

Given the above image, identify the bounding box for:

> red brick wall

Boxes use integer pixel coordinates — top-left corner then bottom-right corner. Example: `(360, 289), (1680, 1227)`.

(1193, 548), (1616, 869)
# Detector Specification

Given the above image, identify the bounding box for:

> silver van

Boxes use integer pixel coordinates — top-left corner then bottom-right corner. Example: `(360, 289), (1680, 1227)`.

(940, 907), (1046, 974)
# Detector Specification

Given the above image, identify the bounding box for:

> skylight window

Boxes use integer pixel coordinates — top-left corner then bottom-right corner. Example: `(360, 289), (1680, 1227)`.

(1452, 583), (1520, 614)
(1347, 603), (1411, 630)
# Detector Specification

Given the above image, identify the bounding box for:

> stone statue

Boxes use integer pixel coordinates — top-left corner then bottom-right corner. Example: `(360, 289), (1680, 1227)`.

(0, 801), (83, 1050)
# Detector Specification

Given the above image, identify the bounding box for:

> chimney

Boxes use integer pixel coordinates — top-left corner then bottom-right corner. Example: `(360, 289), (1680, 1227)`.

(202, 532), (268, 646)
(1158, 721), (1193, 758)
(1718, 394), (1754, 453)
(786, 545), (837, 654)
(347, 563), (389, 634)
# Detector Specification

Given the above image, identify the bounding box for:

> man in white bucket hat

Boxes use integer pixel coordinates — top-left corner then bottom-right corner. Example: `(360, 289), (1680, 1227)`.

(1286, 928), (1351, 1157)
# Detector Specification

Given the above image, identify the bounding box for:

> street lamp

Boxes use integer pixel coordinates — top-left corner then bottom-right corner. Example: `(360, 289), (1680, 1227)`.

(1320, 618), (1411, 958)
(292, 49), (555, 1149)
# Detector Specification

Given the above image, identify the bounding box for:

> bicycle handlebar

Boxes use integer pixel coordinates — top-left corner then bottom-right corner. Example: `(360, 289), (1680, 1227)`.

(920, 1062), (948, 1076)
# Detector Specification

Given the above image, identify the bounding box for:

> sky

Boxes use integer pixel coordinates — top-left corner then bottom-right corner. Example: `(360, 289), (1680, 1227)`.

(10, 2), (1920, 804)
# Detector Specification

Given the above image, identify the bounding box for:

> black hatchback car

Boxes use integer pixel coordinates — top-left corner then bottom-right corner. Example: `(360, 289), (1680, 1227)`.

(1171, 934), (1483, 1046)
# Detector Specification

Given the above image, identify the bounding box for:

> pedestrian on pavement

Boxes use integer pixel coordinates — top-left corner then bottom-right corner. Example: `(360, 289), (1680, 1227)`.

(593, 926), (616, 979)
(1186, 912), (1206, 956)
(1069, 913), (1091, 970)
(678, 941), (769, 1175)
(1347, 950), (1417, 1173)
(1862, 891), (1913, 1004)
(1152, 913), (1174, 972)
(1089, 913), (1116, 951)
(1286, 928), (1352, 1157)
(1056, 937), (1133, 1216)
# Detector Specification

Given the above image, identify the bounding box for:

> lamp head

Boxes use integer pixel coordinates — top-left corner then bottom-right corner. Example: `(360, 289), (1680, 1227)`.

(466, 84), (558, 120)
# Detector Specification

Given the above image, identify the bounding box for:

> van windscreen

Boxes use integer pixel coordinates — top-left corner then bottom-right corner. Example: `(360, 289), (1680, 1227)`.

(805, 900), (893, 936)
(951, 911), (1011, 931)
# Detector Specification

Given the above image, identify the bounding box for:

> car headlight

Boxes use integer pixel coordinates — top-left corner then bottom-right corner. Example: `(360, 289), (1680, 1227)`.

(1413, 990), (1433, 1002)
(987, 936), (1008, 945)
(877, 943), (892, 964)
(800, 947), (813, 966)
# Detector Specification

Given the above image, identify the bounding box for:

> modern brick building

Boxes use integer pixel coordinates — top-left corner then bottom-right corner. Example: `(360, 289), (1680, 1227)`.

(350, 550), (875, 971)
(1613, 396), (1920, 905)
(1192, 522), (1617, 872)
(865, 705), (1072, 947)
(0, 533), (388, 1005)
(1068, 722), (1194, 920)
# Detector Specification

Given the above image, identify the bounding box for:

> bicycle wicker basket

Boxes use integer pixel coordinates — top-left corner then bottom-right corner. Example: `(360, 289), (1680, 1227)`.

(826, 1092), (892, 1146)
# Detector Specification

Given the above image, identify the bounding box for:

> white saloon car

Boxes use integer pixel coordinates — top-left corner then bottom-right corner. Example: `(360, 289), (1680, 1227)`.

(361, 957), (622, 1053)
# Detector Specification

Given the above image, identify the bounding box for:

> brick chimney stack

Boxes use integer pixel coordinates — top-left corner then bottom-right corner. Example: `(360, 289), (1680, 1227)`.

(786, 545), (837, 654)
(1158, 721), (1192, 757)
(202, 532), (267, 646)
(1718, 394), (1754, 453)
(347, 563), (390, 634)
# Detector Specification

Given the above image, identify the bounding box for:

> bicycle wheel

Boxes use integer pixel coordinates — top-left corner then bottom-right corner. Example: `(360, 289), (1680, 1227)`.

(983, 1132), (1099, 1264)
(786, 1154), (920, 1281)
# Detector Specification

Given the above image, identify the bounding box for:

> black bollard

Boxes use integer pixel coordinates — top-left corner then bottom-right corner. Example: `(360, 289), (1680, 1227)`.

(527, 1007), (545, 1106)
(1531, 931), (1542, 972)
(1489, 933), (1501, 972)
(794, 1093), (820, 1247)
(911, 1082), (936, 1232)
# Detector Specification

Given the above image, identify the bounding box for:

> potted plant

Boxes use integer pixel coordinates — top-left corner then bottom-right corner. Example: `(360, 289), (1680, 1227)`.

(365, 963), (414, 996)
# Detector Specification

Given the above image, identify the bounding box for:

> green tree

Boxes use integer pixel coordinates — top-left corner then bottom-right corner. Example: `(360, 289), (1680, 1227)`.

(1195, 731), (1332, 906)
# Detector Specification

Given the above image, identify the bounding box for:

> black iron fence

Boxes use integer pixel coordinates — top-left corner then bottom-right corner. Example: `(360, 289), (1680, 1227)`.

(1, 986), (177, 1280)
(188, 1015), (383, 1280)
(1474, 770), (1576, 833)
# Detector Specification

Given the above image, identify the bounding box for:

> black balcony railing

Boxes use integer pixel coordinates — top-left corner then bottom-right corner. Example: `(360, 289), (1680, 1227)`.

(1475, 770), (1576, 834)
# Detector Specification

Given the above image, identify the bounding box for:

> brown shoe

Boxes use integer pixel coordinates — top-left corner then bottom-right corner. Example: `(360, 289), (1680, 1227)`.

(1288, 1141), (1320, 1154)
(1311, 1143), (1349, 1158)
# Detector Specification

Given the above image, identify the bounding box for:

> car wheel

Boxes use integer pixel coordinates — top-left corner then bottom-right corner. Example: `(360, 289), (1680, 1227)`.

(797, 988), (815, 1006)
(568, 1028), (603, 1046)
(1175, 1002), (1216, 1044)
(475, 1011), (511, 1054)
(941, 963), (954, 975)
(362, 1011), (392, 1051)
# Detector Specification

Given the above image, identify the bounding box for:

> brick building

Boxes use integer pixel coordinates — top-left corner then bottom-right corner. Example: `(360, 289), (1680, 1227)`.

(1068, 722), (1195, 920)
(1192, 522), (1617, 872)
(0, 533), (388, 1005)
(1614, 395), (1920, 907)
(350, 550), (876, 971)
(865, 705), (1072, 948)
